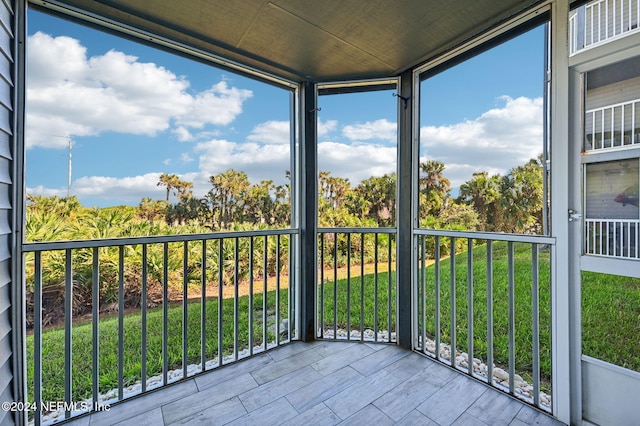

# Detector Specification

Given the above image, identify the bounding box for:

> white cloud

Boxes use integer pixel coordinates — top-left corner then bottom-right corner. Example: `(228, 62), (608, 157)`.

(342, 118), (397, 143)
(246, 118), (337, 144)
(64, 171), (209, 203)
(72, 173), (164, 202)
(248, 120), (290, 144)
(318, 141), (396, 184)
(27, 185), (67, 198)
(420, 96), (543, 188)
(175, 81), (252, 128)
(28, 89), (541, 205)
(26, 32), (252, 149)
(180, 153), (194, 163)
(172, 126), (194, 142)
(319, 119), (338, 137)
(195, 139), (291, 184)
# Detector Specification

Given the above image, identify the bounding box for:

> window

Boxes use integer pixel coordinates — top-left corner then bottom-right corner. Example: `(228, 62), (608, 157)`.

(583, 56), (640, 260)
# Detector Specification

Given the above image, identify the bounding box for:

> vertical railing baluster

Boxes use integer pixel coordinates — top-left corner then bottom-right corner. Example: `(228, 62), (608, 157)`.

(141, 245), (148, 392)
(347, 233), (351, 340)
(508, 241), (516, 394)
(118, 246), (124, 400)
(532, 244), (541, 407)
(320, 233), (324, 338)
(218, 239), (224, 366)
(467, 239), (474, 376)
(333, 232), (338, 339)
(34, 252), (42, 426)
(374, 233), (379, 342)
(276, 234), (281, 346)
(633, 102), (637, 145)
(620, 220), (624, 257)
(201, 240), (207, 371)
(92, 247), (100, 407)
(487, 240), (494, 385)
(601, 108), (605, 148)
(288, 234), (293, 341)
(591, 3), (595, 44)
(249, 236), (254, 355)
(388, 233), (393, 342)
(435, 236), (441, 360)
(234, 237), (239, 361)
(162, 243), (169, 385)
(263, 236), (268, 349)
(591, 111), (595, 150)
(450, 237), (456, 367)
(613, 220), (617, 256)
(182, 241), (189, 379)
(421, 235), (427, 354)
(64, 249), (72, 419)
(360, 233), (365, 341)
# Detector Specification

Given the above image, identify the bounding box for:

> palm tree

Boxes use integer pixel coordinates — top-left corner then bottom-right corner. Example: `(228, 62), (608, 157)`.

(458, 171), (500, 230)
(419, 160), (451, 217)
(157, 173), (181, 202)
(208, 169), (251, 229)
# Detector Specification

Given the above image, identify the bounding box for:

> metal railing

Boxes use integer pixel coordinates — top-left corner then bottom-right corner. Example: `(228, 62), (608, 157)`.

(24, 229), (295, 425)
(570, 0), (640, 54)
(584, 98), (640, 151)
(316, 228), (397, 343)
(414, 229), (555, 411)
(585, 219), (639, 258)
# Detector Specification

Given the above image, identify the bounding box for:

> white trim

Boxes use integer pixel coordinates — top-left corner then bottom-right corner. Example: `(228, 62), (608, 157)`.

(582, 354), (640, 378)
(550, 1), (575, 423)
(581, 254), (640, 276)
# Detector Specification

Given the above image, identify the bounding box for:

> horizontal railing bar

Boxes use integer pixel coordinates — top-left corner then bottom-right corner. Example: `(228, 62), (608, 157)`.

(585, 218), (639, 223)
(23, 228), (298, 251)
(317, 227), (396, 234)
(414, 228), (556, 245)
(586, 96), (640, 113)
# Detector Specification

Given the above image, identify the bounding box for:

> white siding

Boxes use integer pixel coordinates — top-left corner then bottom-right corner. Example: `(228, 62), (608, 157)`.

(586, 75), (640, 110)
(0, 0), (16, 425)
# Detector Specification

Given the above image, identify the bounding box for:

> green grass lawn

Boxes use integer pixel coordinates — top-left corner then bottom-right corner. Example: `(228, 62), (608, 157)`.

(28, 241), (640, 405)
(582, 270), (640, 371)
(27, 289), (290, 404)
(418, 241), (553, 387)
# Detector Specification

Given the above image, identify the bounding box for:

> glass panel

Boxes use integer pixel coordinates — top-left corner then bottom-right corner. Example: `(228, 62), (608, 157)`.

(419, 25), (547, 234)
(585, 160), (639, 220)
(26, 10), (293, 238)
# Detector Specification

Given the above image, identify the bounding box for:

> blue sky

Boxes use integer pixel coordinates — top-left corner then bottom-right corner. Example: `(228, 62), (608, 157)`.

(26, 9), (546, 207)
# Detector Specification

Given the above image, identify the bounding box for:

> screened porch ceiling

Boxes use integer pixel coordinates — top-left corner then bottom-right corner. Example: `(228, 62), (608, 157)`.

(38, 0), (551, 84)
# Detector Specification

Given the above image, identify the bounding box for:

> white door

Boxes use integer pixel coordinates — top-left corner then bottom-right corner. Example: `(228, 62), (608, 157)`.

(571, 46), (640, 426)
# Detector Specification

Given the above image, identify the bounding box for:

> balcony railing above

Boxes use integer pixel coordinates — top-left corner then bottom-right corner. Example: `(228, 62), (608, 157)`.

(585, 218), (639, 258)
(570, 0), (640, 55)
(584, 98), (640, 152)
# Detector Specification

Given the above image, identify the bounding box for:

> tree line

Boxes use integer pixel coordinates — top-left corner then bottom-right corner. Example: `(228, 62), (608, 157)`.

(147, 156), (544, 234)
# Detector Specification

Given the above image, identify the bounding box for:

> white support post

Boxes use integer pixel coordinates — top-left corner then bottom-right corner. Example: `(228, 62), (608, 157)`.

(550, 0), (580, 423)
